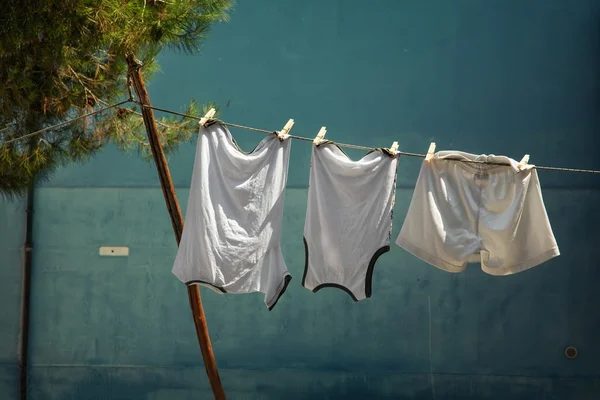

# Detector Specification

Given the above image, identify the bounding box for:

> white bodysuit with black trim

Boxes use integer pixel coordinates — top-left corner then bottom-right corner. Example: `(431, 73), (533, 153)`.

(171, 121), (292, 310)
(302, 142), (398, 301)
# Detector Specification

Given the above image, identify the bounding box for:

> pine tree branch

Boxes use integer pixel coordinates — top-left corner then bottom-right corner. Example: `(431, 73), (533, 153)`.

(0, 0), (234, 197)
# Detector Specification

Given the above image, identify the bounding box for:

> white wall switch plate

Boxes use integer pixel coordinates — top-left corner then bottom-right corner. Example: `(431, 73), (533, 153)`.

(99, 246), (129, 257)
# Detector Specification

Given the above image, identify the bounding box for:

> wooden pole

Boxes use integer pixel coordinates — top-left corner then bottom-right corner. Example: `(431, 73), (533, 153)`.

(18, 140), (36, 400)
(125, 53), (226, 400)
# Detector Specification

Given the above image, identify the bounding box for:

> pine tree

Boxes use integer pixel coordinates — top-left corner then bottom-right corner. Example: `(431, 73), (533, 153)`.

(0, 0), (233, 197)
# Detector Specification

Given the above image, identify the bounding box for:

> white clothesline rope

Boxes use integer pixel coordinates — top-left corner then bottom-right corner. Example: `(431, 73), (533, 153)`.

(1, 101), (131, 145)
(141, 103), (600, 175)
(1, 98), (600, 175)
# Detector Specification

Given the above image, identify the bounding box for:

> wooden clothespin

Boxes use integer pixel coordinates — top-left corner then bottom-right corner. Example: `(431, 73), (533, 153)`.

(278, 119), (294, 140)
(313, 126), (327, 145)
(199, 108), (216, 126)
(389, 141), (399, 156)
(517, 154), (530, 169)
(425, 142), (436, 161)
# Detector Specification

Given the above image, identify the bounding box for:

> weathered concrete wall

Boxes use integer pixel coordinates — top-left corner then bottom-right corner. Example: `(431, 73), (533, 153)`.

(2, 1), (600, 398)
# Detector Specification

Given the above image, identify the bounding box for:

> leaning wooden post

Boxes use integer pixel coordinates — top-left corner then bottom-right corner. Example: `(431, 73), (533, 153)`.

(125, 53), (226, 400)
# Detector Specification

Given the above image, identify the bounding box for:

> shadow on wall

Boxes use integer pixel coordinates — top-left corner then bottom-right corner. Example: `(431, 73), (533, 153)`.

(27, 366), (600, 400)
(29, 368), (164, 400)
(28, 369), (410, 400)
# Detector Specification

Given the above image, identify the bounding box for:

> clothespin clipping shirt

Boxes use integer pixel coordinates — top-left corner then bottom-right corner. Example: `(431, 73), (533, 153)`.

(278, 119), (294, 140)
(518, 154), (530, 169)
(389, 141), (399, 156)
(199, 108), (216, 127)
(425, 142), (436, 161)
(313, 126), (327, 145)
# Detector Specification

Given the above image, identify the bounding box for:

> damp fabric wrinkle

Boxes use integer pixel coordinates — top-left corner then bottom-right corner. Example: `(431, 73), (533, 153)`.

(396, 151), (560, 275)
(302, 143), (398, 300)
(172, 122), (292, 310)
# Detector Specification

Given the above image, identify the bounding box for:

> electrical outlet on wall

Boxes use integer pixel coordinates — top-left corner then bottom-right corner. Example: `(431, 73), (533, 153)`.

(99, 246), (129, 256)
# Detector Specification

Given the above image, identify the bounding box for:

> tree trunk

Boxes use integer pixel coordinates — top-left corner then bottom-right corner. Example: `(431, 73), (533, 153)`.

(125, 53), (226, 400)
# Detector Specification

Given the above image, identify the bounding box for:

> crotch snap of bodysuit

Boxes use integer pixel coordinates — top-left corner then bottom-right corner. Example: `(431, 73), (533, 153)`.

(171, 121), (292, 310)
(302, 142), (398, 301)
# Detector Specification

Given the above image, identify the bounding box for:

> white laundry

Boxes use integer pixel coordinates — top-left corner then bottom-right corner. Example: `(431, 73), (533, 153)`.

(172, 121), (292, 310)
(302, 142), (398, 301)
(396, 151), (560, 275)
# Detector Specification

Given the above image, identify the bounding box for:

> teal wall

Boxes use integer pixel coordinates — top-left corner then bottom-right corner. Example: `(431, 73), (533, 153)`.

(2, 1), (600, 398)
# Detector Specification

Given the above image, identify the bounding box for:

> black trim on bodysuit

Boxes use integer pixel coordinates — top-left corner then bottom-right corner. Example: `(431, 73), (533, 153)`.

(312, 283), (360, 302)
(364, 245), (390, 298)
(315, 140), (398, 160)
(186, 280), (227, 293)
(301, 237), (311, 287)
(302, 237), (390, 300)
(267, 275), (292, 311)
(186, 274), (292, 311)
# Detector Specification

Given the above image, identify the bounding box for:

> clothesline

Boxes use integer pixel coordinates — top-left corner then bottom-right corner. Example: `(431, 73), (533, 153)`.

(1, 98), (600, 175)
(1, 100), (131, 145)
(140, 103), (600, 175)
(173, 109), (561, 311)
(141, 103), (424, 154)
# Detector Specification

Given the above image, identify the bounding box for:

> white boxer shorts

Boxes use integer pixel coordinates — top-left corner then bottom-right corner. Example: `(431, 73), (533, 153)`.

(396, 151), (559, 275)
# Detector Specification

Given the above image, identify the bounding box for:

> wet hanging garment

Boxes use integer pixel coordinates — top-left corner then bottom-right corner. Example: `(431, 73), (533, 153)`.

(396, 151), (560, 275)
(172, 121), (292, 310)
(302, 142), (398, 301)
